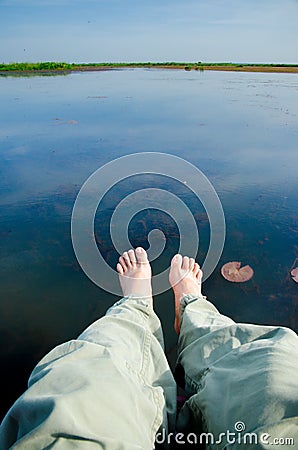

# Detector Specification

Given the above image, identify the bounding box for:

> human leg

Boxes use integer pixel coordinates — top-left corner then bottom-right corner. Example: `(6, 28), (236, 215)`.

(170, 254), (298, 449)
(0, 248), (176, 449)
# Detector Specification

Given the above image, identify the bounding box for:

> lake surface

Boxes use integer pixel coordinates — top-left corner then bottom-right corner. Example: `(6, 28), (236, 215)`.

(0, 68), (297, 419)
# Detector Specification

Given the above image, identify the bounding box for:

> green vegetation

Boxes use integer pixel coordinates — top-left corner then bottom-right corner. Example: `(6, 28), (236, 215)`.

(1, 61), (298, 73)
(0, 62), (74, 71)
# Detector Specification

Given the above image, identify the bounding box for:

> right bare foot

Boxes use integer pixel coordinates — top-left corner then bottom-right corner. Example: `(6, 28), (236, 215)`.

(169, 254), (203, 334)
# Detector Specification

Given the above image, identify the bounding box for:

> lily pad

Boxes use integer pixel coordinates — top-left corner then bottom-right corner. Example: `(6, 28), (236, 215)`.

(291, 267), (298, 283)
(221, 261), (254, 282)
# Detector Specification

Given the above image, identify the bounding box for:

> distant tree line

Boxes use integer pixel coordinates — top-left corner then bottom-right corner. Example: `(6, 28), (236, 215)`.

(1, 61), (298, 72)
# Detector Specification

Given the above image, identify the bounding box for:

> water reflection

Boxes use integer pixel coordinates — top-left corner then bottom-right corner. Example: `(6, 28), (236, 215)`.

(0, 69), (297, 419)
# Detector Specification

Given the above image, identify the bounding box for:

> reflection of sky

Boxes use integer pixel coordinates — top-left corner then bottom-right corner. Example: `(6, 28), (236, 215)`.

(1, 70), (298, 206)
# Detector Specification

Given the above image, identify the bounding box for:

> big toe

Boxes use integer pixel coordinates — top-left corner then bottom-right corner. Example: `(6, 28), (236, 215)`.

(135, 247), (148, 264)
(171, 254), (183, 268)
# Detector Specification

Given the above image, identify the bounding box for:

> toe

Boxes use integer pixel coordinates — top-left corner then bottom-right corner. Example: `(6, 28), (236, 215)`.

(171, 254), (182, 267)
(193, 263), (200, 275)
(128, 249), (136, 265)
(122, 251), (132, 267)
(135, 247), (148, 264)
(189, 258), (195, 271)
(119, 256), (127, 271)
(117, 263), (124, 275)
(196, 269), (203, 283)
(182, 256), (189, 270)
(194, 264), (202, 281)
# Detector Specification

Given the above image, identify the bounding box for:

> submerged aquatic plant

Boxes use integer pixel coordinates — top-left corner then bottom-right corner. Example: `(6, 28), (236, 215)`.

(221, 261), (254, 282)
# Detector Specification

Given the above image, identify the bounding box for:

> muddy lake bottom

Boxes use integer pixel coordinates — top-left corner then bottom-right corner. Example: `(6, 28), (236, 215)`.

(0, 69), (297, 419)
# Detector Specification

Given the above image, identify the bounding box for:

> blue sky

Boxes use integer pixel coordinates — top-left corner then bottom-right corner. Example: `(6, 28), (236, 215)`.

(0, 0), (298, 63)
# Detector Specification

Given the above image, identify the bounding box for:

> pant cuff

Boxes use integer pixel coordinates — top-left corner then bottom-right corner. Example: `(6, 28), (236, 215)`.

(179, 294), (207, 318)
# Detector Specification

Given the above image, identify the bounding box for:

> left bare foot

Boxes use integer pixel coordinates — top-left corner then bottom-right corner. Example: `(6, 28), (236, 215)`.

(117, 247), (152, 298)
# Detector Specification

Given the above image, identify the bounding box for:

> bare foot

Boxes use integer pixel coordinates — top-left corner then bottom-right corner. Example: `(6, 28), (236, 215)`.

(169, 254), (203, 334)
(117, 247), (152, 298)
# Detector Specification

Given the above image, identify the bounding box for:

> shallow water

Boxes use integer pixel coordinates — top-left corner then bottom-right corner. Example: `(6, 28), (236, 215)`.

(0, 69), (297, 418)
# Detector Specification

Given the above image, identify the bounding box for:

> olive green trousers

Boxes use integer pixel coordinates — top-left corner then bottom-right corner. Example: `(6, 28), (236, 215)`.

(0, 294), (297, 449)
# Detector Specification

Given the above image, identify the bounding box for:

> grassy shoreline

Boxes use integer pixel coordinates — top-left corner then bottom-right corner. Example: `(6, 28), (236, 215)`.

(1, 61), (298, 74)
